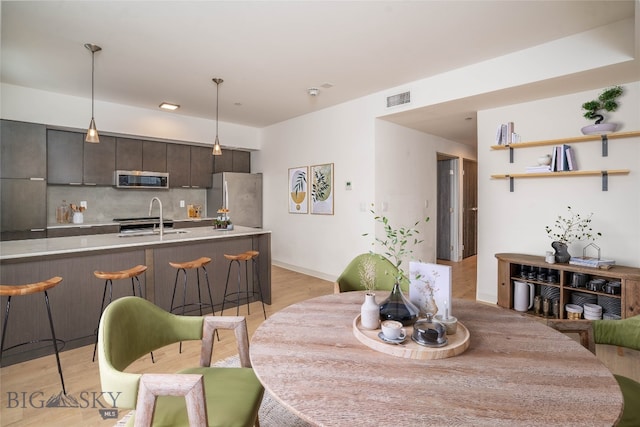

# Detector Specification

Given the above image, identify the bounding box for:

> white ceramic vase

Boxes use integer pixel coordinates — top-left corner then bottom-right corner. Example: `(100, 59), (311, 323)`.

(72, 212), (84, 224)
(360, 292), (380, 330)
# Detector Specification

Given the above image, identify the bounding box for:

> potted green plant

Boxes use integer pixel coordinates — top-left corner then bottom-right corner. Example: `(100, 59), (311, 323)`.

(581, 85), (623, 135)
(545, 206), (601, 263)
(364, 208), (430, 325)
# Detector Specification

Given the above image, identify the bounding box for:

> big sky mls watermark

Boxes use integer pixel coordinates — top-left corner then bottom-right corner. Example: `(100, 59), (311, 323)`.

(5, 389), (122, 420)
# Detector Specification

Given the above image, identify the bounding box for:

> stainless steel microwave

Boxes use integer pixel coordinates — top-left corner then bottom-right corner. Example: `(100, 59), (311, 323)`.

(115, 170), (169, 189)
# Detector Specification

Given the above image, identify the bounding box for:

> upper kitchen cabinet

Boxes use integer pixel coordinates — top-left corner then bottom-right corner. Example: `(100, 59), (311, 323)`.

(47, 129), (84, 184)
(1, 120), (46, 179)
(116, 138), (142, 170)
(213, 149), (251, 174)
(190, 146), (214, 188)
(166, 144), (190, 187)
(84, 135), (116, 185)
(232, 150), (251, 173)
(142, 140), (167, 172)
(48, 130), (115, 186)
(115, 138), (166, 172)
(213, 149), (233, 174)
(166, 144), (213, 188)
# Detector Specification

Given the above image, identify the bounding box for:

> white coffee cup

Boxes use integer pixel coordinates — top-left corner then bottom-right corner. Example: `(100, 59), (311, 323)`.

(381, 320), (405, 340)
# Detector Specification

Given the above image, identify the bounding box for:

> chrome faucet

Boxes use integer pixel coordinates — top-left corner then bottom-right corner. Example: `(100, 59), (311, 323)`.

(148, 197), (164, 237)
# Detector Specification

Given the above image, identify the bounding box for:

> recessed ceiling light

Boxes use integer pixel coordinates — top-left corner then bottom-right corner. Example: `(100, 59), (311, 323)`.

(159, 102), (180, 111)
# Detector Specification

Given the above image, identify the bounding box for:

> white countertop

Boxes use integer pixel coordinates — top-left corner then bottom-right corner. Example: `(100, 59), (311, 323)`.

(0, 226), (270, 261)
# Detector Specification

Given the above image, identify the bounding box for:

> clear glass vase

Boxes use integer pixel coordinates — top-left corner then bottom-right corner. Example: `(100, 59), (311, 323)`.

(379, 282), (419, 326)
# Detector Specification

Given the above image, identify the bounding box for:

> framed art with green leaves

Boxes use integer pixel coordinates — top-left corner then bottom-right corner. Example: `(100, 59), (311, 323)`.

(310, 163), (334, 215)
(288, 166), (308, 214)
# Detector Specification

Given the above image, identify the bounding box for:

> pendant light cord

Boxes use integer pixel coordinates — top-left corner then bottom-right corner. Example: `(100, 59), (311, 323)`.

(215, 80), (219, 141)
(91, 49), (95, 119)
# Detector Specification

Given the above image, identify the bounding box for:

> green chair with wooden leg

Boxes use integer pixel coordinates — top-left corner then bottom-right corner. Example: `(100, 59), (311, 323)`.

(549, 316), (640, 426)
(97, 296), (263, 427)
(593, 315), (640, 427)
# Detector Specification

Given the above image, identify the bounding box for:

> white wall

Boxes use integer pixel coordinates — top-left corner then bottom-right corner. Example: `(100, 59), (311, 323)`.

(1, 83), (260, 149)
(477, 82), (640, 303)
(253, 96), (378, 280)
(375, 120), (477, 266)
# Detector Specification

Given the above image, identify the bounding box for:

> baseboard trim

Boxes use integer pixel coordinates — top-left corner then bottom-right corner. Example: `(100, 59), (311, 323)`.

(272, 260), (335, 282)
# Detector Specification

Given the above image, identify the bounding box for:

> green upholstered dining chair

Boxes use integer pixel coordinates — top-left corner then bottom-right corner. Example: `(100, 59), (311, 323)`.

(593, 315), (640, 427)
(334, 253), (408, 293)
(549, 316), (640, 426)
(97, 296), (264, 427)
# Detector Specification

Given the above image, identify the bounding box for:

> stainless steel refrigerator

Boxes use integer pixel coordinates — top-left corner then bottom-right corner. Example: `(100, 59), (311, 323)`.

(207, 172), (263, 228)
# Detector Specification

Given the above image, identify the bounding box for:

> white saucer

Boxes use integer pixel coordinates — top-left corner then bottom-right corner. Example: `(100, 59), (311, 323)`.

(378, 332), (407, 344)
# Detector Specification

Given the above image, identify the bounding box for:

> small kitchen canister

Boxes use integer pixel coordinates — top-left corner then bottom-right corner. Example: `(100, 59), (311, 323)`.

(72, 211), (84, 224)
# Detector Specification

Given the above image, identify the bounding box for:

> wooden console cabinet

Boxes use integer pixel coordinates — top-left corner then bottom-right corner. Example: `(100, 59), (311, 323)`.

(496, 253), (640, 319)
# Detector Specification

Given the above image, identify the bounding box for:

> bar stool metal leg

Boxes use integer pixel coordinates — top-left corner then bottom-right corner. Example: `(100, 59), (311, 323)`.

(43, 290), (66, 395)
(92, 265), (150, 362)
(168, 257), (216, 352)
(221, 252), (266, 319)
(0, 277), (66, 394)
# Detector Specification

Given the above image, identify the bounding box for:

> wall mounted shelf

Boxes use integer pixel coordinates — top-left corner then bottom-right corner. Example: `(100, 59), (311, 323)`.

(491, 169), (630, 192)
(491, 130), (640, 162)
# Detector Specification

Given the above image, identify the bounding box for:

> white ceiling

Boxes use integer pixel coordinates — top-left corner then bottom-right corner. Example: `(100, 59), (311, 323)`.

(1, 1), (637, 146)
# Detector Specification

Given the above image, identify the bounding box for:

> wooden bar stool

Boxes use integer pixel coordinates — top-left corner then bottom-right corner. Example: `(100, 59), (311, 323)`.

(92, 265), (148, 362)
(221, 250), (267, 319)
(169, 257), (215, 352)
(0, 277), (66, 394)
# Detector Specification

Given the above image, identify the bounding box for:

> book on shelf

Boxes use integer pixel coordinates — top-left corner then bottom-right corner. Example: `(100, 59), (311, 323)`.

(565, 146), (577, 170)
(495, 122), (515, 145)
(525, 165), (552, 173)
(549, 144), (577, 171)
(569, 257), (616, 268)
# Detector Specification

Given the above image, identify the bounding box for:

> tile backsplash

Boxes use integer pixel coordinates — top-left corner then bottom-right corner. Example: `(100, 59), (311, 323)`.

(48, 186), (207, 225)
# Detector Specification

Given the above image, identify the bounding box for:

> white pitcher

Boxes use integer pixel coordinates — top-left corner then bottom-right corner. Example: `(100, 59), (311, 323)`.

(514, 281), (535, 312)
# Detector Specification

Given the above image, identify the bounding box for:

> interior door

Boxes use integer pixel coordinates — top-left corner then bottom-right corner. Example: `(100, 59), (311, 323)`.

(437, 159), (454, 260)
(463, 159), (478, 258)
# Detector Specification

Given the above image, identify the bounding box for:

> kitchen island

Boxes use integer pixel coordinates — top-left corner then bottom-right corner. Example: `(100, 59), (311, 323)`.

(0, 226), (270, 364)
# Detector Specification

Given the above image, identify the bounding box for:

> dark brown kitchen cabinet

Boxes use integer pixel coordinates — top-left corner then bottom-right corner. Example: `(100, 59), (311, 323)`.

(84, 135), (116, 185)
(213, 149), (251, 174)
(166, 143), (190, 187)
(46, 130), (83, 184)
(116, 138), (166, 172)
(1, 120), (46, 179)
(167, 144), (213, 188)
(116, 137), (142, 170)
(232, 150), (251, 173)
(48, 130), (115, 186)
(190, 146), (213, 188)
(0, 178), (47, 240)
(142, 140), (167, 172)
(213, 149), (233, 173)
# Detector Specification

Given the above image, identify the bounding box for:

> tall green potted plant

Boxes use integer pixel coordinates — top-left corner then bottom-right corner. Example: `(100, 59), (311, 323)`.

(365, 208), (429, 326)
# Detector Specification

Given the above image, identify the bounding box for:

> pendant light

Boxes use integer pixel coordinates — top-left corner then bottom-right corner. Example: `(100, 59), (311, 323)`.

(84, 43), (102, 143)
(212, 78), (223, 156)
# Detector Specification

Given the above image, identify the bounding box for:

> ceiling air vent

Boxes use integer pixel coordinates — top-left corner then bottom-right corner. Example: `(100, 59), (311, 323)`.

(386, 91), (410, 108)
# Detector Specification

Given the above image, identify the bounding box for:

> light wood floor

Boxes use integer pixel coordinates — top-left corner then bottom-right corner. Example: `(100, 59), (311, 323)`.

(0, 258), (476, 426)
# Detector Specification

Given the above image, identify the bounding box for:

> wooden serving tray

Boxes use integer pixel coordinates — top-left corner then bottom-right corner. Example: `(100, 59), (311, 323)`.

(352, 315), (470, 360)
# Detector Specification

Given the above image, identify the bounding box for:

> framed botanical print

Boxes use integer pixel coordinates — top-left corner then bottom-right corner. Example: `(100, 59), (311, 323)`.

(310, 163), (334, 215)
(288, 166), (308, 214)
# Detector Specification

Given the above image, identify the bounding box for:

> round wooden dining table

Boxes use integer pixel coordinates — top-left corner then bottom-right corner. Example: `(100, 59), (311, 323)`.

(249, 291), (623, 426)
